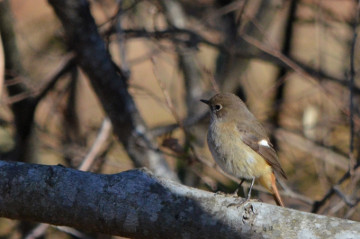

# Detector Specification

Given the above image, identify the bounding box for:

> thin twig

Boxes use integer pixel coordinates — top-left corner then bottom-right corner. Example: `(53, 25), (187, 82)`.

(78, 117), (112, 171)
(312, 162), (360, 213)
(110, 27), (360, 95)
(202, 0), (247, 23)
(151, 57), (183, 128)
(333, 186), (356, 207)
(24, 223), (50, 239)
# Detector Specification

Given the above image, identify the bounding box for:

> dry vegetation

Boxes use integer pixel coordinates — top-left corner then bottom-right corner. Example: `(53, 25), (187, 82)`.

(0, 0), (359, 238)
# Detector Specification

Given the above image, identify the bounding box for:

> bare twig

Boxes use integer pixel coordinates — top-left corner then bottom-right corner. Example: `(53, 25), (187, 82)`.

(24, 223), (50, 239)
(333, 186), (357, 207)
(78, 117), (112, 171)
(5, 91), (33, 105)
(203, 0), (247, 23)
(312, 162), (360, 213)
(151, 57), (183, 128)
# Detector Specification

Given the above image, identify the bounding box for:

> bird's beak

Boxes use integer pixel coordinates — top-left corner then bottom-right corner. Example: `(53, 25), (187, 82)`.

(200, 99), (210, 105)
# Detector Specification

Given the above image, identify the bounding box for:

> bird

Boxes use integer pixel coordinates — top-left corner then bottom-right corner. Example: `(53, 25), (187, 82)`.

(201, 92), (287, 206)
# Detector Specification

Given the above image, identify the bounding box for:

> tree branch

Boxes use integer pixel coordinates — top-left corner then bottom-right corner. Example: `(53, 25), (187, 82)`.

(0, 0), (36, 162)
(160, 0), (204, 116)
(47, 0), (178, 181)
(269, 0), (298, 149)
(0, 160), (359, 238)
(110, 27), (360, 95)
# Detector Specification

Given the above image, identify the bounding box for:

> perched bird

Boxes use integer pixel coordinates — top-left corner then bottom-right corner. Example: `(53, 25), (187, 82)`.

(201, 93), (287, 206)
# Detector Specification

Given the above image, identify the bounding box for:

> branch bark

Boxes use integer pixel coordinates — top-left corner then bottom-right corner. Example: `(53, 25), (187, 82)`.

(0, 160), (359, 239)
(47, 0), (177, 181)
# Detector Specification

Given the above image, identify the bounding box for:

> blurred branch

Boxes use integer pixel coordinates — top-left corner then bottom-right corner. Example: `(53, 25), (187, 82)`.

(0, 0), (36, 162)
(203, 0), (248, 23)
(110, 27), (360, 95)
(312, 163), (360, 213)
(348, 0), (360, 174)
(214, 0), (279, 94)
(241, 34), (334, 89)
(150, 111), (208, 137)
(0, 32), (3, 99)
(312, 1), (360, 214)
(159, 0), (204, 116)
(333, 186), (359, 208)
(310, 1), (360, 215)
(275, 129), (349, 171)
(24, 223), (51, 239)
(269, 0), (299, 149)
(34, 53), (76, 105)
(152, 58), (183, 127)
(1, 160), (359, 238)
(78, 117), (112, 171)
(48, 0), (178, 181)
(0, 2), (75, 163)
(112, 1), (131, 79)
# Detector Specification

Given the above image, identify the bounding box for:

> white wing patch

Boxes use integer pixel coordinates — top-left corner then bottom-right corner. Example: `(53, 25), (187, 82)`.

(258, 139), (270, 147)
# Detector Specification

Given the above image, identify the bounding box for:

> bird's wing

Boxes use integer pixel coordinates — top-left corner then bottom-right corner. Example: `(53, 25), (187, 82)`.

(237, 124), (287, 179)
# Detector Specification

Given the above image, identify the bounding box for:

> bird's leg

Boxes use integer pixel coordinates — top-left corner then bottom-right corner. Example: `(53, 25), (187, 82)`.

(227, 177), (257, 207)
(233, 179), (245, 196)
(246, 177), (255, 200)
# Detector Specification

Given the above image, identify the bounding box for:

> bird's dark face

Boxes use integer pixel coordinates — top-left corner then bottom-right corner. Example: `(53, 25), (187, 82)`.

(201, 93), (244, 120)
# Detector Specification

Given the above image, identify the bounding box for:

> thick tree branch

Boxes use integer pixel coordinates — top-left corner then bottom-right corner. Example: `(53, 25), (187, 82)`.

(48, 0), (177, 181)
(0, 161), (359, 238)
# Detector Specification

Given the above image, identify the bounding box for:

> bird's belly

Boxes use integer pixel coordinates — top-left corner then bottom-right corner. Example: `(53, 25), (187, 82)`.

(208, 122), (271, 179)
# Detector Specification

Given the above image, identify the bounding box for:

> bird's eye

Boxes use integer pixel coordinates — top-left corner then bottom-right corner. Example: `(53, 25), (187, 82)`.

(214, 104), (222, 111)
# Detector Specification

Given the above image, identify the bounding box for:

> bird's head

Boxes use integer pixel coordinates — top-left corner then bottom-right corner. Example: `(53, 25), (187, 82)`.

(201, 93), (248, 120)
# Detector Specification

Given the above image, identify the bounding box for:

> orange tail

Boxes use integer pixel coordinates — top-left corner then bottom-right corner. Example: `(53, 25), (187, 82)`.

(270, 173), (284, 207)
(258, 172), (285, 207)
